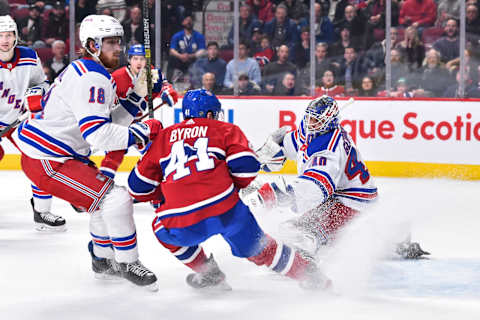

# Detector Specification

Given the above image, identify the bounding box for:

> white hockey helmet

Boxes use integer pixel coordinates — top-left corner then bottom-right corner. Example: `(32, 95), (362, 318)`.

(79, 15), (124, 59)
(303, 95), (340, 141)
(0, 15), (18, 48)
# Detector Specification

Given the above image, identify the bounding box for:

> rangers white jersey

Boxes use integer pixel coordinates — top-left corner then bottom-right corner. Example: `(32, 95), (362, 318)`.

(0, 46), (47, 131)
(14, 58), (136, 162)
(283, 119), (377, 211)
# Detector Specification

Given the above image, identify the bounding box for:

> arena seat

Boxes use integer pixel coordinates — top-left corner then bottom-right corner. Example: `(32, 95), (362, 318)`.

(219, 49), (233, 63)
(36, 47), (54, 63)
(422, 27), (444, 46)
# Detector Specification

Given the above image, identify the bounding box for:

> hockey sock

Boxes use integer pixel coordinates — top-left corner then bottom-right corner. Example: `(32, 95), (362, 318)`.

(161, 241), (208, 273)
(247, 234), (310, 280)
(31, 184), (53, 212)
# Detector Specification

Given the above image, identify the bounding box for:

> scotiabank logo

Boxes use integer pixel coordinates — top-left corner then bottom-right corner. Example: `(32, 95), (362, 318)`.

(279, 110), (480, 144)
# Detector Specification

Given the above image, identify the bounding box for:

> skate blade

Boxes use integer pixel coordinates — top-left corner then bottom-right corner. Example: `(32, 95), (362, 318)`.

(143, 281), (159, 292)
(94, 273), (122, 281)
(35, 223), (67, 232)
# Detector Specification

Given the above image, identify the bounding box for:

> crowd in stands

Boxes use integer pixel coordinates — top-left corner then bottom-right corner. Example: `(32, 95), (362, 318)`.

(5, 0), (480, 98)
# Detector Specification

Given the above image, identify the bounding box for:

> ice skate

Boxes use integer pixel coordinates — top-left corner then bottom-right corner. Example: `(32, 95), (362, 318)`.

(31, 198), (66, 232)
(186, 254), (232, 291)
(118, 260), (159, 291)
(88, 241), (121, 280)
(396, 240), (430, 259)
(299, 262), (332, 291)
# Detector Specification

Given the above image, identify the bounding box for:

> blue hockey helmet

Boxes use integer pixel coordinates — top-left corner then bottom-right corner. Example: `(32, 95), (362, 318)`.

(303, 95), (339, 140)
(182, 89), (221, 119)
(128, 44), (145, 57)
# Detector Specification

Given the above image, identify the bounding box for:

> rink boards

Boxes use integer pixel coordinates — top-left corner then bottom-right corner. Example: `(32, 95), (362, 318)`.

(2, 97), (480, 180)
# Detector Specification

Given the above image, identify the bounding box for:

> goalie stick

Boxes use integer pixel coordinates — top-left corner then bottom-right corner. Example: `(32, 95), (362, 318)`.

(143, 0), (154, 119)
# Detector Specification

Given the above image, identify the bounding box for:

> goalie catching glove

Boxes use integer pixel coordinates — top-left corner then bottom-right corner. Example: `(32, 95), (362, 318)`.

(241, 176), (295, 212)
(256, 126), (289, 172)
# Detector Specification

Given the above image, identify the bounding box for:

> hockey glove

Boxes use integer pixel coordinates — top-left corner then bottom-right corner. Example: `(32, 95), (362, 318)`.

(24, 86), (45, 113)
(160, 82), (178, 107)
(133, 68), (160, 98)
(128, 119), (162, 148)
(241, 177), (294, 211)
(256, 126), (290, 172)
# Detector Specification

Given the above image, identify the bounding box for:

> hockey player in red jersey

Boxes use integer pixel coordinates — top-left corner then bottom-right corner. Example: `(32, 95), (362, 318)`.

(14, 15), (160, 289)
(243, 95), (429, 259)
(128, 89), (331, 290)
(99, 44), (178, 179)
(0, 15), (66, 231)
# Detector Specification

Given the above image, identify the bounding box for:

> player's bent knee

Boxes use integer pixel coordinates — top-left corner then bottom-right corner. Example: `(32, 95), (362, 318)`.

(100, 185), (133, 216)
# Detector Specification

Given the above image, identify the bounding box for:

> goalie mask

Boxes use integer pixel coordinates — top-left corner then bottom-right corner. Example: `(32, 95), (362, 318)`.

(182, 89), (222, 120)
(303, 95), (339, 142)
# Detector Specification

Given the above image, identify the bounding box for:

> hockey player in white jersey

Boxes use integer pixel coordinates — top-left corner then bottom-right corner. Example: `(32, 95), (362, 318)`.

(244, 95), (429, 259)
(13, 15), (159, 289)
(0, 15), (66, 231)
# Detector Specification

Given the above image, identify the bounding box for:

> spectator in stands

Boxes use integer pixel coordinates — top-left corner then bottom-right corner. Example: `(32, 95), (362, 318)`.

(365, 27), (401, 72)
(389, 78), (415, 98)
(17, 5), (44, 48)
(466, 4), (480, 37)
(272, 72), (300, 96)
(298, 42), (339, 94)
(224, 41), (261, 89)
(96, 0), (127, 23)
(433, 18), (460, 64)
(237, 73), (262, 95)
(357, 76), (377, 96)
(122, 5), (142, 46)
(168, 13), (206, 81)
(389, 48), (409, 86)
(446, 49), (479, 83)
(43, 1), (67, 46)
(282, 0), (308, 23)
(201, 72), (223, 95)
(262, 44), (296, 94)
(443, 69), (480, 98)
(329, 26), (355, 61)
(100, 7), (114, 16)
(189, 41), (227, 89)
(227, 3), (261, 48)
(331, 0), (350, 25)
(395, 26), (425, 72)
(294, 27), (311, 69)
(75, 0), (97, 23)
(43, 64), (54, 82)
(333, 5), (366, 50)
(362, 0), (400, 49)
(436, 0), (460, 27)
(414, 49), (451, 97)
(298, 2), (335, 44)
(45, 40), (68, 79)
(0, 0), (9, 15)
(251, 27), (264, 53)
(338, 46), (367, 94)
(263, 4), (299, 53)
(247, 0), (274, 24)
(254, 35), (274, 70)
(315, 69), (345, 97)
(399, 0), (437, 28)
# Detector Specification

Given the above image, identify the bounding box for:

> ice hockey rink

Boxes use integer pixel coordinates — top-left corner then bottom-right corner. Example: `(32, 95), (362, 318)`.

(1, 171), (479, 320)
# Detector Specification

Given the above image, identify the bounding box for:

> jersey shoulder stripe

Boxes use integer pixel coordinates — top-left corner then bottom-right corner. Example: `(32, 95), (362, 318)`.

(18, 46), (37, 59)
(71, 59), (111, 80)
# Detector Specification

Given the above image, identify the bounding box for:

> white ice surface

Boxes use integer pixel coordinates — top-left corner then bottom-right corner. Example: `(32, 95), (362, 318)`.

(1, 171), (479, 320)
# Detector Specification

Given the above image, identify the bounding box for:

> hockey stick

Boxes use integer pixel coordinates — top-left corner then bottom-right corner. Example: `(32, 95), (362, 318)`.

(143, 0), (154, 119)
(0, 111), (28, 138)
(138, 101), (166, 121)
(341, 97), (355, 111)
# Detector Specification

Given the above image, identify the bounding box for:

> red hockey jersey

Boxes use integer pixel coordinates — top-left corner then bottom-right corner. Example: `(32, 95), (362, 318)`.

(128, 118), (260, 230)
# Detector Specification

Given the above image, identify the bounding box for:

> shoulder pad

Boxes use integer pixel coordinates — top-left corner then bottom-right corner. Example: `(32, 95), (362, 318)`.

(70, 59), (111, 80)
(18, 46), (38, 60)
(306, 127), (342, 156)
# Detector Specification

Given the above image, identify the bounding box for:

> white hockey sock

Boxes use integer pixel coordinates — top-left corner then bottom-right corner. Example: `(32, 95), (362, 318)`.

(32, 196), (52, 213)
(89, 211), (114, 259)
(99, 185), (139, 263)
